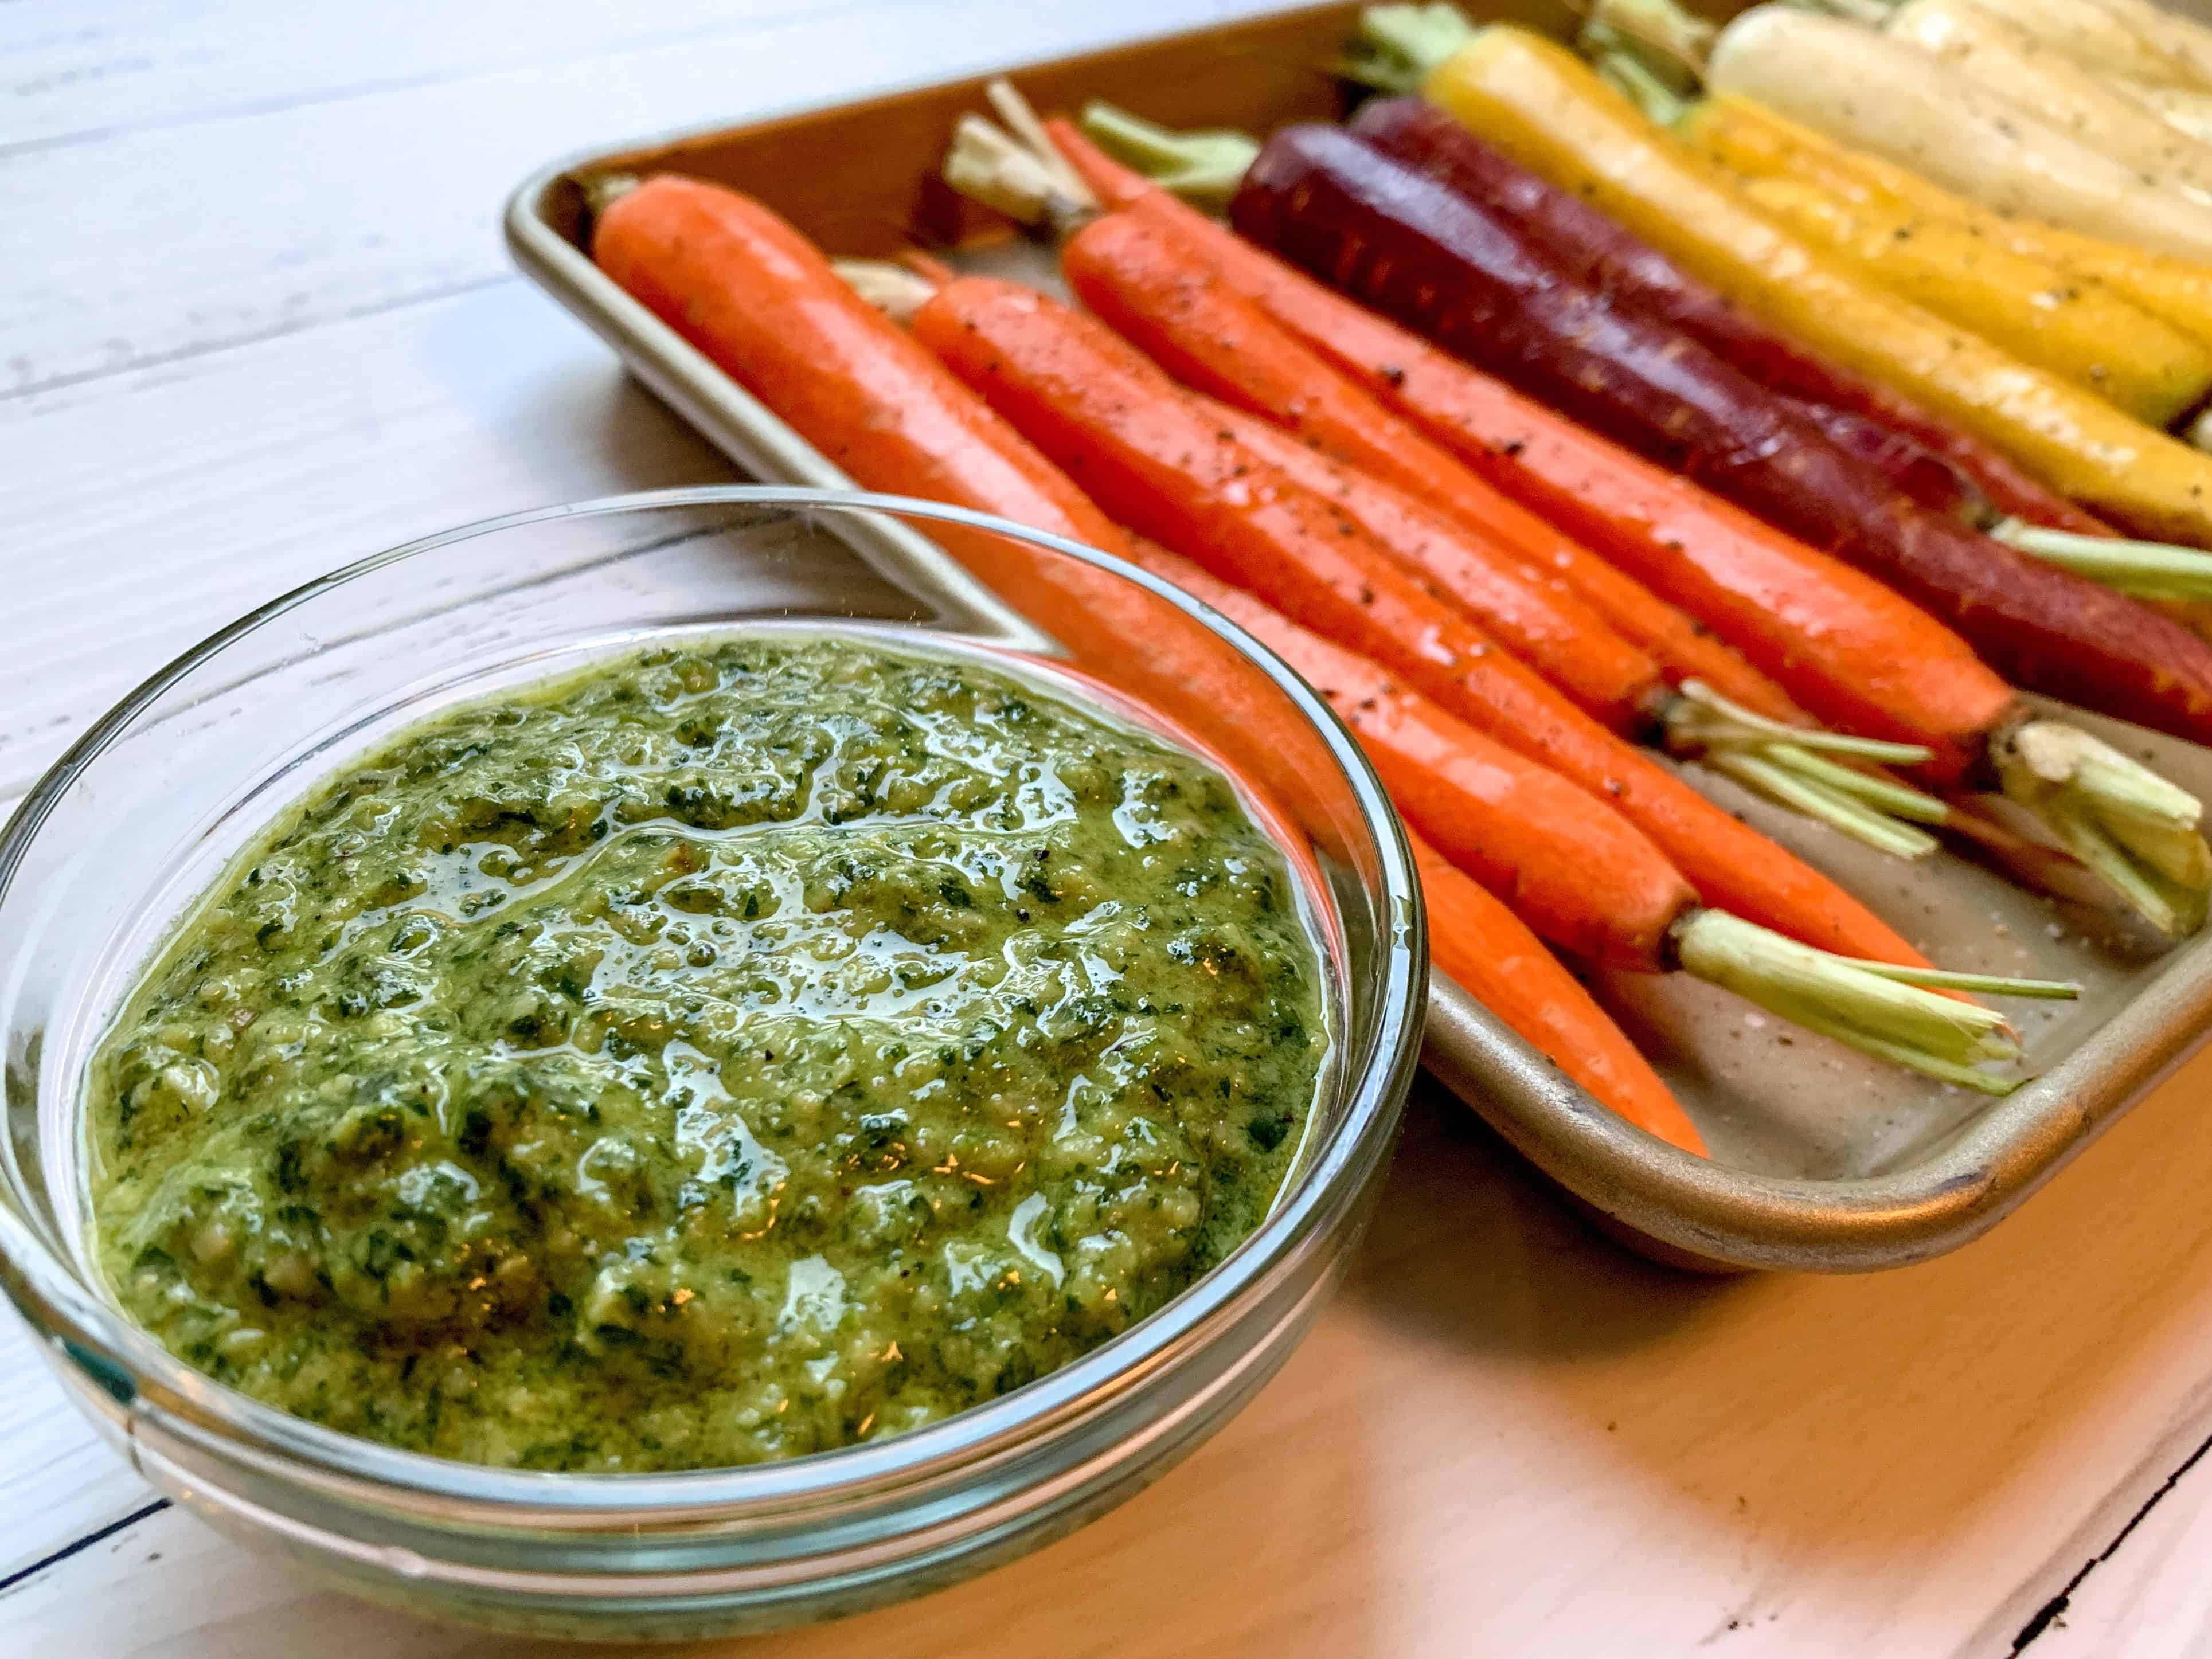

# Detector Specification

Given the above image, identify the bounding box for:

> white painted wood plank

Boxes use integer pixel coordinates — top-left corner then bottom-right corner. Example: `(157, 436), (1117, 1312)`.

(0, 0), (1273, 151)
(2007, 1442), (2212, 1654)
(18, 1057), (2212, 1656)
(0, 0), (878, 150)
(0, 0), (1233, 397)
(0, 280), (737, 800)
(0, 1315), (148, 1583)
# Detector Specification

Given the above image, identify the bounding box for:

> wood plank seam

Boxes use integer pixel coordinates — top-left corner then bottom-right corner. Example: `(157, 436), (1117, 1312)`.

(2011, 1423), (2212, 1652)
(0, 1501), (170, 1601)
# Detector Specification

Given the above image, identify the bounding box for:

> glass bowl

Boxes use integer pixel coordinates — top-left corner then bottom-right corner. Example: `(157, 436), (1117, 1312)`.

(0, 487), (1424, 1640)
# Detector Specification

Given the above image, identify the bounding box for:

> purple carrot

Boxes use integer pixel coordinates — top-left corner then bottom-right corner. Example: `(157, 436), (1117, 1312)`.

(1781, 398), (1989, 526)
(1227, 122), (2212, 750)
(1348, 96), (2113, 538)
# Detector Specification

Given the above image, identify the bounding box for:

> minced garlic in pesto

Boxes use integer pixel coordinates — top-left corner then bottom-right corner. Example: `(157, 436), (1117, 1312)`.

(88, 636), (1325, 1471)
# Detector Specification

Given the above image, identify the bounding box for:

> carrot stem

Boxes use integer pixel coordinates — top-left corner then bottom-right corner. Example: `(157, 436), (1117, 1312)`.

(1993, 519), (2212, 604)
(1670, 909), (2046, 1090)
(944, 111), (1079, 228)
(1346, 4), (1479, 95)
(1078, 102), (1258, 209)
(581, 171), (640, 220)
(1580, 0), (1714, 84)
(1586, 42), (1690, 126)
(1703, 750), (1943, 860)
(987, 79), (1097, 213)
(1762, 745), (1951, 823)
(1832, 960), (2084, 999)
(1660, 679), (1952, 855)
(1666, 679), (1928, 764)
(1991, 720), (2211, 934)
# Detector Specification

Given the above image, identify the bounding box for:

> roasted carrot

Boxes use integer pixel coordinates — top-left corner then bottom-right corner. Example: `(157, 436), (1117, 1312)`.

(594, 175), (1120, 553)
(1341, 96), (2113, 537)
(909, 272), (1950, 967)
(1120, 540), (2059, 1101)
(1061, 210), (1496, 529)
(1039, 118), (2212, 932)
(1236, 625), (1687, 962)
(1230, 123), (2212, 757)
(1123, 543), (1706, 1148)
(1199, 399), (1946, 856)
(591, 171), (1368, 863)
(1045, 119), (2002, 772)
(1125, 535), (1685, 966)
(1778, 397), (1991, 528)
(1046, 117), (1805, 718)
(1495, 513), (1808, 725)
(1413, 24), (2212, 547)
(589, 174), (2000, 1091)
(1188, 391), (1670, 730)
(1408, 835), (1705, 1152)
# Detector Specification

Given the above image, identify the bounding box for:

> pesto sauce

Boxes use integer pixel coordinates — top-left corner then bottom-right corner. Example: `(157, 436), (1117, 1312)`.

(87, 636), (1326, 1472)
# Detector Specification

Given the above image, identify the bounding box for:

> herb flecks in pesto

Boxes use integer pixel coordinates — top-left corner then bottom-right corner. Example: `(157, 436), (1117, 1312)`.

(88, 637), (1325, 1472)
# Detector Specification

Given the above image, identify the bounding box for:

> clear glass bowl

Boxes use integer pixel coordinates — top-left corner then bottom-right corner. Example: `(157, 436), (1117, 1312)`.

(0, 488), (1424, 1640)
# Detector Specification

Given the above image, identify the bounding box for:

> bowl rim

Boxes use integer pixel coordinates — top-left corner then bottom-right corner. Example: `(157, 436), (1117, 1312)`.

(0, 483), (1425, 1520)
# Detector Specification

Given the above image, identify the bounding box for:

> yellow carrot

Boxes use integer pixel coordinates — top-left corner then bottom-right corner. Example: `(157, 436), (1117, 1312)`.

(1685, 92), (2212, 356)
(1729, 171), (2212, 425)
(1419, 28), (2212, 545)
(1706, 6), (2212, 258)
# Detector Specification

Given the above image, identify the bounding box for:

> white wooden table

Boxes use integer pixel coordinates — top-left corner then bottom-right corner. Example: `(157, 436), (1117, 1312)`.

(11, 3), (2212, 1653)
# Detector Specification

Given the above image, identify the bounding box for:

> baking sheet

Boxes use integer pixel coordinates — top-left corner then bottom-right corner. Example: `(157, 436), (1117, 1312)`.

(503, 0), (2212, 1270)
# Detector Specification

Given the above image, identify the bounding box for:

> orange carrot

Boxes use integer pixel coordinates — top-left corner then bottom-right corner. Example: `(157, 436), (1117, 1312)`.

(1412, 835), (1705, 1154)
(591, 173), (1341, 850)
(1045, 120), (2014, 784)
(1064, 210), (1489, 517)
(1382, 384), (2020, 785)
(1123, 548), (1705, 1150)
(1143, 548), (1693, 968)
(595, 175), (1121, 554)
(1192, 393), (1669, 732)
(1057, 197), (1804, 722)
(1463, 503), (1809, 724)
(912, 273), (1937, 970)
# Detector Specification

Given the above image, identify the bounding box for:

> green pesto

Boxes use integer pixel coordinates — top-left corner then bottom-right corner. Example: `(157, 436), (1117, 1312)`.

(87, 636), (1326, 1472)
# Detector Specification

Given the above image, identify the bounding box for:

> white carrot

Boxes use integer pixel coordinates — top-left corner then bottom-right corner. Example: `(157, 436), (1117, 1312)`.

(1707, 6), (2212, 259)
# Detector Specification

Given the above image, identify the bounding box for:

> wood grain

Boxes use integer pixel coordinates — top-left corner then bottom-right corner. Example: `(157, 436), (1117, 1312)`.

(0, 0), (1241, 397)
